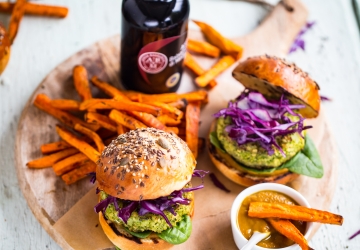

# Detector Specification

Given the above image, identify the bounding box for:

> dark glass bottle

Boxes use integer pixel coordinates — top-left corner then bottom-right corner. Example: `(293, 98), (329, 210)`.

(120, 0), (190, 94)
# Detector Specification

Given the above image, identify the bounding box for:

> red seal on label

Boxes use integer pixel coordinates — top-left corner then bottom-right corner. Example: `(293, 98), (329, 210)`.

(138, 52), (168, 74)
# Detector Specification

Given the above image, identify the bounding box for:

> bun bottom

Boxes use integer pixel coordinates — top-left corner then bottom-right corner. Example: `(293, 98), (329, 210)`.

(99, 212), (173, 250)
(208, 121), (299, 187)
(99, 198), (195, 250)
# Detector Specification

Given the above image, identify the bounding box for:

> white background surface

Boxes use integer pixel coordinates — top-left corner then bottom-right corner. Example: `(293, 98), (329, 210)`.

(1, 0), (360, 249)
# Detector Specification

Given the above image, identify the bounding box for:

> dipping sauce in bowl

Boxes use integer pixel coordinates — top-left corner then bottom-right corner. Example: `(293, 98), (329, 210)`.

(238, 190), (307, 248)
(230, 183), (313, 250)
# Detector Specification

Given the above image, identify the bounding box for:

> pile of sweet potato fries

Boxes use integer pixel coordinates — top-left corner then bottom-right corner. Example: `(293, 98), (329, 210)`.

(184, 20), (243, 89)
(26, 66), (208, 185)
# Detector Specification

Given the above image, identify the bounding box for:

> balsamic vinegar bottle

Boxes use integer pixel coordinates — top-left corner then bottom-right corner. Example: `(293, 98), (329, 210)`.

(120, 0), (190, 94)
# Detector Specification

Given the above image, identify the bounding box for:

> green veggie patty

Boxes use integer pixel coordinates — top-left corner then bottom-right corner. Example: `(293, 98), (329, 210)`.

(100, 189), (193, 233)
(216, 117), (305, 169)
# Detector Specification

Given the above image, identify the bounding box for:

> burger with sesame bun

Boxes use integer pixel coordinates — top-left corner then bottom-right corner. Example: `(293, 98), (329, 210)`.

(208, 55), (324, 187)
(94, 128), (206, 250)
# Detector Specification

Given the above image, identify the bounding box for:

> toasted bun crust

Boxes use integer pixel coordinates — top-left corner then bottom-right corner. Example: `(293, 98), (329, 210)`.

(96, 128), (196, 200)
(99, 199), (195, 250)
(232, 55), (320, 118)
(208, 121), (299, 187)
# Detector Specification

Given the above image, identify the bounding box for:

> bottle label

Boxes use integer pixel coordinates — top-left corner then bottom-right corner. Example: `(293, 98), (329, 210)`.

(137, 33), (187, 84)
(138, 52), (168, 74)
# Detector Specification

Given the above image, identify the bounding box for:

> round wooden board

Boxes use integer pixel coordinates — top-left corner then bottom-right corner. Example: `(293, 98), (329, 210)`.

(14, 1), (337, 249)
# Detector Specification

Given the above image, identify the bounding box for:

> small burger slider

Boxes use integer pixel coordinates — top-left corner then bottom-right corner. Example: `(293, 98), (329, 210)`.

(94, 128), (206, 250)
(209, 55), (324, 187)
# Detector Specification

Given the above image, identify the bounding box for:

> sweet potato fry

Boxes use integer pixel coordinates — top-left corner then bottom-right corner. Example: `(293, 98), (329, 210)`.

(168, 98), (188, 109)
(128, 111), (168, 131)
(33, 93), (99, 131)
(56, 125), (100, 163)
(186, 102), (201, 158)
(166, 127), (179, 135)
(53, 153), (89, 176)
(41, 141), (71, 154)
(74, 124), (105, 152)
(85, 112), (117, 132)
(73, 65), (92, 101)
(184, 52), (217, 88)
(195, 55), (235, 88)
(109, 110), (147, 130)
(61, 161), (97, 185)
(157, 115), (182, 126)
(50, 99), (80, 111)
(91, 76), (127, 99)
(267, 219), (314, 250)
(248, 202), (344, 225)
(40, 129), (114, 154)
(187, 39), (221, 58)
(123, 90), (208, 104)
(26, 148), (79, 168)
(80, 98), (161, 117)
(142, 101), (183, 120)
(8, 0), (27, 44)
(0, 2), (68, 18)
(193, 20), (243, 60)
(117, 124), (127, 135)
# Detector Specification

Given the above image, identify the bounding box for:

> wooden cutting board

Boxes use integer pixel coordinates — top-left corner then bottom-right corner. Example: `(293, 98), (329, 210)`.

(14, 0), (338, 249)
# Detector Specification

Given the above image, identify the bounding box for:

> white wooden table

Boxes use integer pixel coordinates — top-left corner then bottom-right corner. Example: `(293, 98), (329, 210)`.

(1, 0), (359, 249)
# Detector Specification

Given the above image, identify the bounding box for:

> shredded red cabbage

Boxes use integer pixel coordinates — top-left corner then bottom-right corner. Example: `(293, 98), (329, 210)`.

(289, 21), (315, 53)
(349, 229), (360, 240)
(214, 90), (312, 156)
(94, 170), (208, 228)
(87, 172), (96, 184)
(320, 95), (331, 101)
(209, 173), (230, 193)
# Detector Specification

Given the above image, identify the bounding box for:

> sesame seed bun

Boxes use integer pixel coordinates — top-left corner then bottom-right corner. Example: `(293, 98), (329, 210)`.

(208, 121), (299, 187)
(98, 199), (195, 250)
(232, 55), (320, 118)
(96, 128), (197, 201)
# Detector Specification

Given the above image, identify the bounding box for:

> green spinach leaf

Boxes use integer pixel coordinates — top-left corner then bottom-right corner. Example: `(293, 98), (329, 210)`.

(209, 131), (225, 153)
(280, 135), (323, 178)
(123, 227), (152, 239)
(158, 215), (192, 244)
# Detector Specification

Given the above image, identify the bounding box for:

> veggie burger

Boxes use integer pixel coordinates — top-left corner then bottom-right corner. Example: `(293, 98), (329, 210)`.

(209, 55), (324, 187)
(94, 128), (205, 250)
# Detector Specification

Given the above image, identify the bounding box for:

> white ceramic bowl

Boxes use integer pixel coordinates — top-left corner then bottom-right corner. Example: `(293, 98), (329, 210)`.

(230, 183), (313, 250)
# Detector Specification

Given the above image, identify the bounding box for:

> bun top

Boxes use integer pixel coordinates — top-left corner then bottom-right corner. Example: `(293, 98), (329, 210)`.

(96, 128), (196, 201)
(232, 55), (320, 118)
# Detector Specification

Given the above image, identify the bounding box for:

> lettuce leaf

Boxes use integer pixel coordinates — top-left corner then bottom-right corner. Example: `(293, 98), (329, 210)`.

(210, 131), (225, 153)
(123, 227), (152, 239)
(158, 215), (192, 245)
(278, 134), (323, 178)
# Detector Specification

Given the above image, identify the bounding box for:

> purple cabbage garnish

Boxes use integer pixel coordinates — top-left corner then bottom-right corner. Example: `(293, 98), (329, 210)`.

(87, 172), (96, 184)
(214, 90), (311, 156)
(209, 173), (230, 193)
(349, 229), (360, 240)
(94, 170), (208, 228)
(289, 21), (315, 54)
(320, 95), (332, 101)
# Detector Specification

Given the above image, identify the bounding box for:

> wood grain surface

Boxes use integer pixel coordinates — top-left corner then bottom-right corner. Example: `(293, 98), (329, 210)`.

(12, 1), (338, 249)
